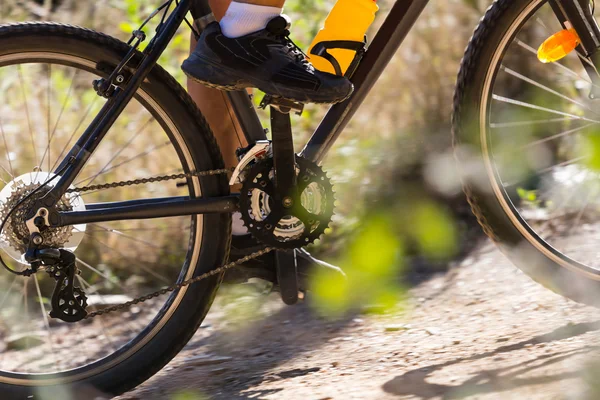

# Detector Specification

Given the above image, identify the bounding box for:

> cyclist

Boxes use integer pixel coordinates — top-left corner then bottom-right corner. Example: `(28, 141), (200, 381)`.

(185, 0), (347, 287)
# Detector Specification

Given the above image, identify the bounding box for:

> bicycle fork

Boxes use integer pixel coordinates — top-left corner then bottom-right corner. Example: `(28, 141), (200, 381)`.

(552, 0), (600, 97)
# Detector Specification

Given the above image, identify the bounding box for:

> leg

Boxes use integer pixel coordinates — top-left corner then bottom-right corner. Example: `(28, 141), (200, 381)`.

(187, 0), (285, 170)
(187, 43), (246, 171)
(187, 0), (288, 170)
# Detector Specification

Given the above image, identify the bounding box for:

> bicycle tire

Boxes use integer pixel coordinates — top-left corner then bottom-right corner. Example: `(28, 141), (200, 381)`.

(453, 0), (600, 306)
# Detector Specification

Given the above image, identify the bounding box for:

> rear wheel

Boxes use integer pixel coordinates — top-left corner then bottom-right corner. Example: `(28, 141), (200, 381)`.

(454, 0), (600, 305)
(0, 23), (230, 397)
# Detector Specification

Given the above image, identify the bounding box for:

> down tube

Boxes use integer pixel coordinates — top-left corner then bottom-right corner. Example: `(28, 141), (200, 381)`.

(300, 0), (430, 164)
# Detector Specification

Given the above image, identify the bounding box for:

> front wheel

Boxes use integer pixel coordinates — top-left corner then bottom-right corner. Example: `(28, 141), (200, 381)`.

(0, 23), (230, 397)
(454, 0), (600, 306)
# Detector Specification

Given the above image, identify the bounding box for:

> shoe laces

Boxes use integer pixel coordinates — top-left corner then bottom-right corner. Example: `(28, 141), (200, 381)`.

(266, 16), (314, 71)
(282, 31), (310, 63)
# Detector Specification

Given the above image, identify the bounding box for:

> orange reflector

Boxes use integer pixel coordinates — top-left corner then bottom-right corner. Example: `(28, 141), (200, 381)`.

(537, 28), (580, 63)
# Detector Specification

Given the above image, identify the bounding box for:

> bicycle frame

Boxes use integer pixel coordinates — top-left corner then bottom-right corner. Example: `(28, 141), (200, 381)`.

(46, 0), (598, 228)
(40, 0), (429, 228)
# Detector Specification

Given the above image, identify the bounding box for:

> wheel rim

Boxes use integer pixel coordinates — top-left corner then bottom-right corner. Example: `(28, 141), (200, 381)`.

(0, 52), (204, 383)
(481, 0), (600, 278)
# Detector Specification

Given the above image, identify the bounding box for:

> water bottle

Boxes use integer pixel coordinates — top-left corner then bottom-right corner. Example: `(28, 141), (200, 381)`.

(307, 0), (379, 76)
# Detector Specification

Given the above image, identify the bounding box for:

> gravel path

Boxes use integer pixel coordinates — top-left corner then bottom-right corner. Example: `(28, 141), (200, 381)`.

(117, 240), (600, 399)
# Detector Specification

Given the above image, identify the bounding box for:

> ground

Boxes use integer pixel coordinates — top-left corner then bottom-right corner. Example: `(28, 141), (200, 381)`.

(116, 240), (600, 400)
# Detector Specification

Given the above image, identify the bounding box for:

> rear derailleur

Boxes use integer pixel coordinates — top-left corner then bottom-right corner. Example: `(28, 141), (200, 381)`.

(25, 245), (88, 323)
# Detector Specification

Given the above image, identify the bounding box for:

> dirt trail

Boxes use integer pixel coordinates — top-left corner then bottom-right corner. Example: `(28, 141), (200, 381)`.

(118, 240), (600, 399)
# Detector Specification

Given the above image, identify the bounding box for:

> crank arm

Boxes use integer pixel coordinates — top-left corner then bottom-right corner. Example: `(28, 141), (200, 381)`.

(269, 107), (299, 305)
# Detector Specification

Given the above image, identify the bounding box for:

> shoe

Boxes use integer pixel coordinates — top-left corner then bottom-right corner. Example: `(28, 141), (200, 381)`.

(223, 235), (345, 290)
(181, 15), (354, 104)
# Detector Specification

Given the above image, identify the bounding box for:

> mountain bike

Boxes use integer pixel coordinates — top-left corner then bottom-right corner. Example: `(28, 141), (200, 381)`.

(0, 0), (599, 396)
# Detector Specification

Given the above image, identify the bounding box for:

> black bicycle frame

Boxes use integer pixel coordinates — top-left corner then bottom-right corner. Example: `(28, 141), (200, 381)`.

(48, 0), (598, 228)
(41, 0), (429, 228)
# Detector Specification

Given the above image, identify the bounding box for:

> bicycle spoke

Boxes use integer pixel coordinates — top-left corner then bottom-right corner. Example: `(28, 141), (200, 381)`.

(535, 180), (586, 237)
(51, 96), (99, 173)
(47, 63), (51, 173)
(85, 235), (171, 284)
(492, 94), (600, 122)
(538, 156), (587, 174)
(39, 68), (78, 174)
(499, 65), (599, 115)
(0, 275), (18, 311)
(521, 122), (597, 149)
(490, 117), (579, 128)
(75, 258), (125, 290)
(0, 168), (10, 185)
(20, 283), (30, 373)
(0, 118), (14, 178)
(33, 275), (59, 373)
(90, 223), (167, 250)
(567, 185), (597, 234)
(76, 275), (117, 352)
(86, 224), (191, 233)
(79, 116), (154, 187)
(75, 141), (171, 186)
(17, 65), (38, 166)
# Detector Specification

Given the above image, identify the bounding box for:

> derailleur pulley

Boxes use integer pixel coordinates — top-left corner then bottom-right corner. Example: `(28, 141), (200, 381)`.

(31, 247), (88, 323)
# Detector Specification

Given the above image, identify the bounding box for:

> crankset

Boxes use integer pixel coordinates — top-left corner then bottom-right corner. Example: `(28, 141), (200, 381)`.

(239, 156), (335, 249)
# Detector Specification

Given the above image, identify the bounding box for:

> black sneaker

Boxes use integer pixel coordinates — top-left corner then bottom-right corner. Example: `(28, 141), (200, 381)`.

(182, 15), (354, 104)
(224, 235), (345, 290)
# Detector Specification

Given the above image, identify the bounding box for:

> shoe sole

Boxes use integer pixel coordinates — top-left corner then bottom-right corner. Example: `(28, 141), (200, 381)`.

(182, 59), (353, 106)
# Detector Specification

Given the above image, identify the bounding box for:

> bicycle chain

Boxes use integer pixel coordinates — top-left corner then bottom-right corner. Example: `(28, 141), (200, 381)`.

(83, 247), (273, 320)
(65, 169), (231, 194)
(60, 168), (273, 320)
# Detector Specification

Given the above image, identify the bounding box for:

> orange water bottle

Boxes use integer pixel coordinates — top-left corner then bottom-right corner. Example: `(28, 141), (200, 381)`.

(307, 0), (379, 76)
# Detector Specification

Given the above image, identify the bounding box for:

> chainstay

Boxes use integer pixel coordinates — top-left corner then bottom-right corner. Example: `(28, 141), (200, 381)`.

(67, 169), (231, 194)
(84, 247), (274, 319)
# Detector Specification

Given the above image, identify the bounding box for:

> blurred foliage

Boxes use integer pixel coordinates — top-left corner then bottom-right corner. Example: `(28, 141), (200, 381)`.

(171, 390), (209, 400)
(311, 215), (406, 315)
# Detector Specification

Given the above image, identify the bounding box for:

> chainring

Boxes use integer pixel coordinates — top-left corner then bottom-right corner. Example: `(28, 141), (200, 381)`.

(239, 156), (335, 249)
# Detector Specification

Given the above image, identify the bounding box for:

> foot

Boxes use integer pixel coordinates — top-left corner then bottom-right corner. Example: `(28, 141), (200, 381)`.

(224, 235), (345, 290)
(181, 15), (354, 105)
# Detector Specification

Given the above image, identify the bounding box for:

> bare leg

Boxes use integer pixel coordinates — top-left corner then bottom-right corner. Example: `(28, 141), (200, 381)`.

(187, 43), (246, 171)
(187, 0), (286, 171)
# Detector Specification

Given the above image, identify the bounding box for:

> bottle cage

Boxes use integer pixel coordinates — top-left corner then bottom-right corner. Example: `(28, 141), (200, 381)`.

(310, 38), (367, 77)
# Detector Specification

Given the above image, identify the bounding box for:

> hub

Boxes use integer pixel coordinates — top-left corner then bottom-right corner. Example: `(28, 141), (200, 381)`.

(0, 172), (86, 264)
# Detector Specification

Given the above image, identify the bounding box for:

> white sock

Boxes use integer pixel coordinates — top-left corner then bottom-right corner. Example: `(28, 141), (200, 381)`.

(232, 211), (250, 236)
(219, 2), (282, 38)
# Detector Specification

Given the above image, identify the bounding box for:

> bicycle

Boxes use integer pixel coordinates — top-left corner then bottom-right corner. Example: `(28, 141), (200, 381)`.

(0, 0), (598, 396)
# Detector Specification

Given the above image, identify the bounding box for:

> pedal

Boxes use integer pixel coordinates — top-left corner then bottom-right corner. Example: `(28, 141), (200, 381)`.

(259, 95), (304, 116)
